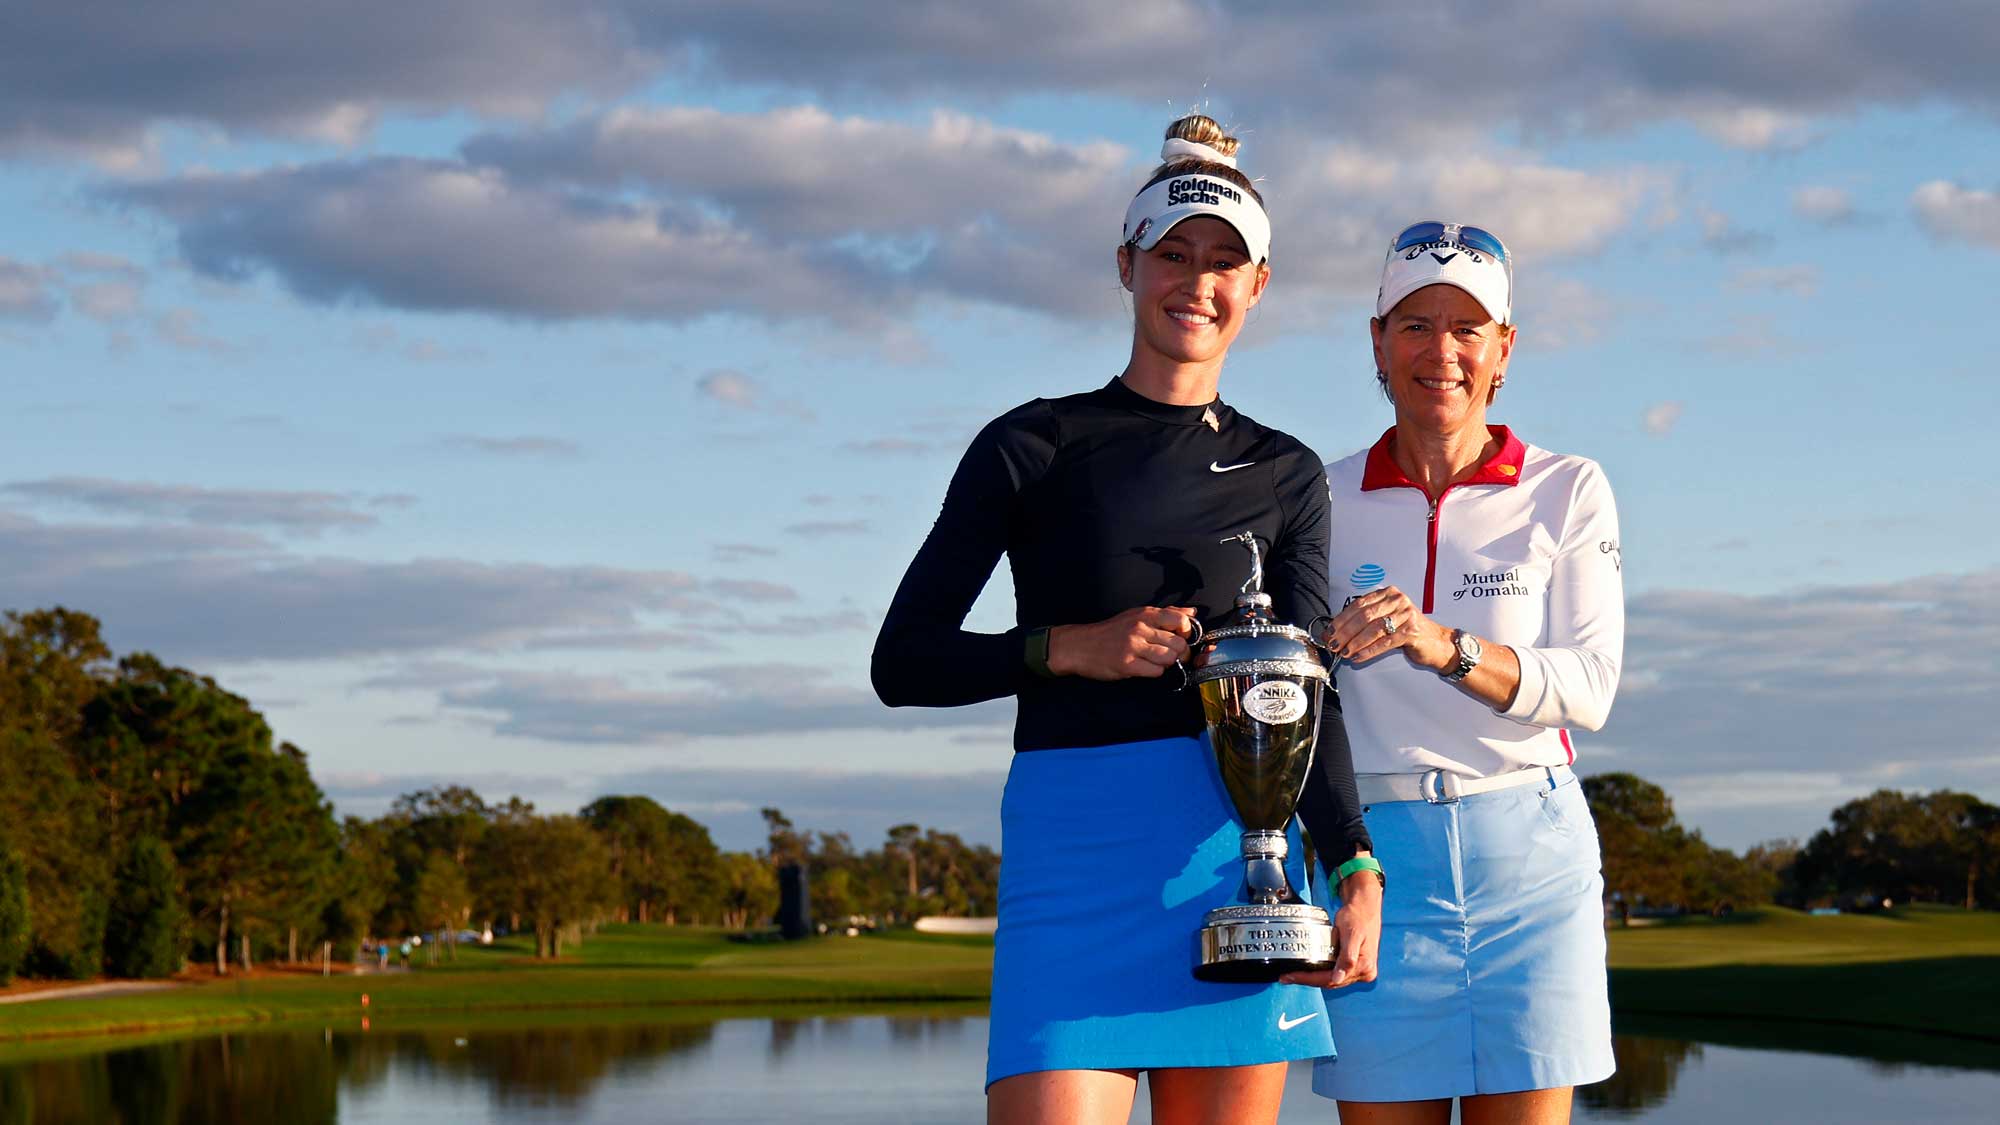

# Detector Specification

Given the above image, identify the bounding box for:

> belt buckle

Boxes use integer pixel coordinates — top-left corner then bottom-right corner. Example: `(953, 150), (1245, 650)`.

(1421, 769), (1460, 804)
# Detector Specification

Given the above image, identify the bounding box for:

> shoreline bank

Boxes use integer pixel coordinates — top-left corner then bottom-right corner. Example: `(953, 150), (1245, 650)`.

(3, 908), (1993, 1061)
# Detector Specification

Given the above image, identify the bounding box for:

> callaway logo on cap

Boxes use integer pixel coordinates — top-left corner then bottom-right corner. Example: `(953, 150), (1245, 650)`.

(1375, 220), (1513, 325)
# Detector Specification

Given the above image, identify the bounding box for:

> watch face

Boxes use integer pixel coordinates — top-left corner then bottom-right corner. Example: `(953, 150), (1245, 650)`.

(1461, 633), (1483, 662)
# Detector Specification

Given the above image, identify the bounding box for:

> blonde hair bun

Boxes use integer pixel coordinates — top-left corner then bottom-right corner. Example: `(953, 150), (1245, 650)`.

(1165, 114), (1240, 159)
(1138, 113), (1262, 209)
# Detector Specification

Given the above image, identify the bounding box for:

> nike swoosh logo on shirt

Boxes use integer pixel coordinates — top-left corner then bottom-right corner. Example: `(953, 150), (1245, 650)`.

(1277, 1012), (1321, 1031)
(1210, 461), (1256, 473)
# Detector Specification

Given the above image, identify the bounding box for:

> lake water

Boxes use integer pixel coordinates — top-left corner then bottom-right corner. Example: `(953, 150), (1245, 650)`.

(1, 1012), (1994, 1123)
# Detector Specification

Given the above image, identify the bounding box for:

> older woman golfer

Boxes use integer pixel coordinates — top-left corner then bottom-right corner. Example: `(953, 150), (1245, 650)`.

(1284, 221), (1624, 1125)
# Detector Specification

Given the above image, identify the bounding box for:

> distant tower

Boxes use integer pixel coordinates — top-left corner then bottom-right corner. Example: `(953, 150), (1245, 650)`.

(778, 863), (813, 940)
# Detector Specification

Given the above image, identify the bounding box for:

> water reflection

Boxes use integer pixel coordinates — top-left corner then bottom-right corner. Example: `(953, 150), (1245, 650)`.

(1613, 1011), (2000, 1073)
(0, 1032), (345, 1125)
(397, 1024), (715, 1106)
(0, 1014), (1994, 1123)
(767, 1016), (804, 1059)
(1580, 1036), (1706, 1113)
(0, 1022), (714, 1124)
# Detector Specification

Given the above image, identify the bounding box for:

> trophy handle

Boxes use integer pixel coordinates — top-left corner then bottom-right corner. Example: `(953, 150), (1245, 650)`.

(1306, 614), (1334, 653)
(1173, 614), (1206, 693)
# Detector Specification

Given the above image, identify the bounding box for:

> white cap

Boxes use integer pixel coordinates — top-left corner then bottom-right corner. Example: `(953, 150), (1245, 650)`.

(1375, 222), (1511, 324)
(1122, 142), (1270, 265)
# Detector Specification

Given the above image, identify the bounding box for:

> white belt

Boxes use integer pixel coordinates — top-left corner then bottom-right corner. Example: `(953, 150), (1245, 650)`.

(1356, 766), (1569, 805)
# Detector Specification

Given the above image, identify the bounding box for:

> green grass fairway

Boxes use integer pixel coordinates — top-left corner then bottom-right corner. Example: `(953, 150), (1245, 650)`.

(3, 907), (1995, 1058)
(0, 926), (992, 1049)
(1606, 905), (2000, 1043)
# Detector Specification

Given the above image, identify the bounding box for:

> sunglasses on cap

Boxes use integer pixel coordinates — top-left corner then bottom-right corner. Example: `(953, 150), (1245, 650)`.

(1388, 220), (1511, 266)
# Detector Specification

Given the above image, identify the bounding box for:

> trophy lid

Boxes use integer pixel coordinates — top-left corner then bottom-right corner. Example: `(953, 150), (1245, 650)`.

(1190, 623), (1327, 685)
(1188, 531), (1327, 684)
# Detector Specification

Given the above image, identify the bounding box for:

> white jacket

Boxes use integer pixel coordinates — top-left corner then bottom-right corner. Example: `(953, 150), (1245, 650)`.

(1327, 426), (1624, 778)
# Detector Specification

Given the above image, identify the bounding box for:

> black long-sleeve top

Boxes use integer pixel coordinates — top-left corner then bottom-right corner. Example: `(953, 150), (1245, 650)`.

(872, 378), (1372, 861)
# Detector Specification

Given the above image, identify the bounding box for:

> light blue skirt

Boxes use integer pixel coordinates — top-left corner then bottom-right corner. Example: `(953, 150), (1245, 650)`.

(986, 735), (1336, 1087)
(1312, 766), (1614, 1101)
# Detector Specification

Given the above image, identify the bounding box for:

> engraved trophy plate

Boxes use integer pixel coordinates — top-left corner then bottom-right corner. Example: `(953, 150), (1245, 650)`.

(1199, 918), (1337, 976)
(1189, 532), (1338, 982)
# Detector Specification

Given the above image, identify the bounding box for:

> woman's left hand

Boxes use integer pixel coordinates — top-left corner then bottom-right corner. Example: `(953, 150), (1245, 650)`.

(1319, 585), (1451, 671)
(1280, 870), (1382, 989)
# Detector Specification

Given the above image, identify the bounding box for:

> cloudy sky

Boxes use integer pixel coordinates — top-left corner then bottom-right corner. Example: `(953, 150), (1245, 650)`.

(5, 2), (1997, 853)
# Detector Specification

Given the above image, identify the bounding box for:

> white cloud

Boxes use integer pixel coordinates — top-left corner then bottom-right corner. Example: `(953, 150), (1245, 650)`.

(11, 2), (2000, 172)
(353, 323), (484, 363)
(707, 579), (797, 603)
(2, 477), (383, 535)
(1663, 769), (1856, 812)
(0, 509), (817, 664)
(1516, 277), (1616, 352)
(0, 258), (58, 322)
(693, 369), (814, 419)
(640, 1), (2000, 146)
(47, 252), (151, 324)
(1724, 265), (1818, 296)
(462, 104), (1127, 243)
(100, 96), (1677, 333)
(738, 610), (871, 636)
(1911, 179), (2000, 248)
(316, 763), (1009, 849)
(1420, 158), (1661, 258)
(1697, 208), (1774, 255)
(0, 1), (652, 162)
(1239, 142), (1673, 334)
(1690, 106), (1811, 151)
(441, 434), (581, 458)
(521, 630), (702, 652)
(108, 160), (874, 325)
(1792, 185), (1855, 224)
(153, 307), (235, 354)
(428, 663), (1009, 743)
(841, 438), (934, 455)
(1699, 314), (1793, 356)
(1613, 569), (2000, 778)
(696, 370), (757, 408)
(55, 252), (146, 280)
(1641, 401), (1684, 434)
(1564, 567), (2000, 845)
(70, 281), (144, 322)
(784, 520), (870, 538)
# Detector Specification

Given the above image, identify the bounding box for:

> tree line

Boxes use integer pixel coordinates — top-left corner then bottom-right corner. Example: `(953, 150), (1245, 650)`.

(0, 608), (995, 985)
(1584, 772), (2000, 918)
(4, 607), (1989, 984)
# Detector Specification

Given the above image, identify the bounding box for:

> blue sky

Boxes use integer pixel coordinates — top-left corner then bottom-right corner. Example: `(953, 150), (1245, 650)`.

(4, 2), (1997, 853)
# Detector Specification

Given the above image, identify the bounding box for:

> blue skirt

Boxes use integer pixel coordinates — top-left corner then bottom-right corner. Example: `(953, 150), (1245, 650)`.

(986, 735), (1337, 1087)
(1312, 766), (1614, 1101)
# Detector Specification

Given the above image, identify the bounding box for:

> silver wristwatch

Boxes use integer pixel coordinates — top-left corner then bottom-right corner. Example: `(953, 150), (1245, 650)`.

(1444, 628), (1482, 683)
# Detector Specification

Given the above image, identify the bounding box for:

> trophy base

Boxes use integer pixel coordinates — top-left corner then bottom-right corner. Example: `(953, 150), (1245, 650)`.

(1194, 903), (1335, 983)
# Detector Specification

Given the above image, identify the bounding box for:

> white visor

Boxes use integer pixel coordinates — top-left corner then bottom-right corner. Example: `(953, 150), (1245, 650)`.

(1376, 237), (1511, 325)
(1122, 173), (1270, 265)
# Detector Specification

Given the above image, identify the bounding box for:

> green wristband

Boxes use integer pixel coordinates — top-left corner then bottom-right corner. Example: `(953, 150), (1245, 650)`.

(1024, 626), (1055, 678)
(1335, 855), (1386, 889)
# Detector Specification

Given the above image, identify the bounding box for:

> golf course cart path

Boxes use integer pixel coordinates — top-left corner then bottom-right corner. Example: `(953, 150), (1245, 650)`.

(0, 982), (186, 1006)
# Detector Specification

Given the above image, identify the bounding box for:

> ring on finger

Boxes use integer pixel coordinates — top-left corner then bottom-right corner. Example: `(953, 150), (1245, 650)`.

(1381, 615), (1400, 636)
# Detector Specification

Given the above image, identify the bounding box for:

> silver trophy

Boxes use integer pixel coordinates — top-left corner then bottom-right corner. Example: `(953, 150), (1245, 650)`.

(1188, 531), (1337, 982)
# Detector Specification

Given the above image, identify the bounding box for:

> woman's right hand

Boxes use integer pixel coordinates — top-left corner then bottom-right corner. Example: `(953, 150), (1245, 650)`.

(1047, 606), (1199, 680)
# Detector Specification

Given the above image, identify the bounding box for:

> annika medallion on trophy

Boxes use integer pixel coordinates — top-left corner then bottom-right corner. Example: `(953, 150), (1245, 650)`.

(1187, 532), (1338, 982)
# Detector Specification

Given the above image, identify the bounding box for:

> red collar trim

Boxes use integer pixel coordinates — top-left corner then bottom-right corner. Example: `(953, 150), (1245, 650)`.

(1360, 425), (1526, 491)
